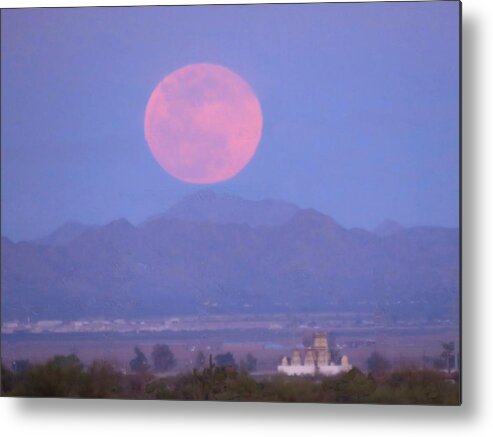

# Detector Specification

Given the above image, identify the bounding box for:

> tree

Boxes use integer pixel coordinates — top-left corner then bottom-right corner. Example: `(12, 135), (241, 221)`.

(330, 347), (341, 365)
(1, 362), (15, 394)
(151, 344), (176, 372)
(329, 332), (341, 364)
(432, 357), (447, 371)
(239, 353), (257, 373)
(195, 351), (206, 369)
(12, 359), (31, 374)
(214, 352), (236, 368)
(129, 347), (149, 373)
(367, 351), (391, 374)
(441, 342), (455, 373)
(84, 360), (123, 398)
(18, 354), (85, 397)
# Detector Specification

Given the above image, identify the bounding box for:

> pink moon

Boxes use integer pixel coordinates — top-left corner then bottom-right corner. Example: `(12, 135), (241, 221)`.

(144, 63), (263, 184)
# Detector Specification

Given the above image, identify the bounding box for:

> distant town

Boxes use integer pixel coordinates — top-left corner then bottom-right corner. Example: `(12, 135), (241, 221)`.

(2, 311), (457, 335)
(2, 312), (458, 375)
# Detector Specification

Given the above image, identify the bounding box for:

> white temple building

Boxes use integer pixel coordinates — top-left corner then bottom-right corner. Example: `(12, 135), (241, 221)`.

(278, 333), (352, 376)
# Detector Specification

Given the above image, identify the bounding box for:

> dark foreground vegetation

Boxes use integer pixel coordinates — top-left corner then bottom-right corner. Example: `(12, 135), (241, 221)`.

(1, 354), (459, 405)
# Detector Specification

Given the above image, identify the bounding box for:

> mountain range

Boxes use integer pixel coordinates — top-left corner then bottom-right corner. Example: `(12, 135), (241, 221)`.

(1, 191), (459, 321)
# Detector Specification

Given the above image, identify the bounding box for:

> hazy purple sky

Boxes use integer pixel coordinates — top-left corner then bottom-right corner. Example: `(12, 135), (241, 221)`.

(1, 2), (460, 241)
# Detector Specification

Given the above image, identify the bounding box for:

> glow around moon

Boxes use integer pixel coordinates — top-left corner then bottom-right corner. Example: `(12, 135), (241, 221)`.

(144, 63), (263, 184)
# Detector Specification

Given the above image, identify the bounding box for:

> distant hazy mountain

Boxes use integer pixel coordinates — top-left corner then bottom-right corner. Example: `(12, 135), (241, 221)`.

(35, 221), (99, 246)
(373, 219), (404, 237)
(1, 193), (459, 321)
(150, 189), (300, 227)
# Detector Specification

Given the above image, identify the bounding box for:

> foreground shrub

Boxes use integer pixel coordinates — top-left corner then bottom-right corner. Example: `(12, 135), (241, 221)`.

(2, 356), (459, 405)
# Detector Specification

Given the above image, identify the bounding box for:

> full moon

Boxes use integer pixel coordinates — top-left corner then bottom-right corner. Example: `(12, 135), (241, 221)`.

(144, 63), (263, 184)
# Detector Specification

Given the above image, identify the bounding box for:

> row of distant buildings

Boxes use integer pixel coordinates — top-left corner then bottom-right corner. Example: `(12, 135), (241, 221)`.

(278, 332), (352, 376)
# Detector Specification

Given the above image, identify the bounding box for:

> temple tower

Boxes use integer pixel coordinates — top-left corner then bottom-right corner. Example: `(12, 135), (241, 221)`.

(291, 349), (302, 366)
(313, 332), (330, 366)
(304, 348), (316, 366)
(341, 355), (351, 372)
